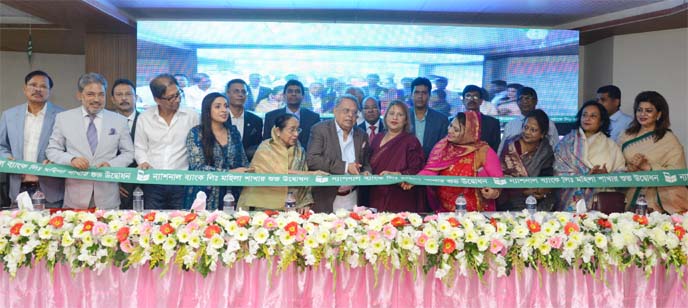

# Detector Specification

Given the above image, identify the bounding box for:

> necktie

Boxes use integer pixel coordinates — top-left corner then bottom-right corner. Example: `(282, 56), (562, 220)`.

(87, 115), (98, 154)
(369, 125), (376, 141)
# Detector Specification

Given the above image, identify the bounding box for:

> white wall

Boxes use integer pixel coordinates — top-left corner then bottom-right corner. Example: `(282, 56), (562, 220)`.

(582, 28), (688, 155)
(0, 51), (85, 112)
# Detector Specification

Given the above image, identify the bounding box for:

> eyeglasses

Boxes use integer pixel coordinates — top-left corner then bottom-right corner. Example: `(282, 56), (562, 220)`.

(337, 108), (358, 115)
(286, 127), (302, 135)
(161, 90), (183, 102)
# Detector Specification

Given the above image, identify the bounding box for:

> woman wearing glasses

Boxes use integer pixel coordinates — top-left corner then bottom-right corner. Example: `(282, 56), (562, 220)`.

(185, 92), (250, 210)
(238, 114), (327, 213)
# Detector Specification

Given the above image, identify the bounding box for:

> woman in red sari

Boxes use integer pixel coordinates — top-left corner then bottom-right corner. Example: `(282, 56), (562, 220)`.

(417, 111), (503, 212)
(368, 100), (427, 212)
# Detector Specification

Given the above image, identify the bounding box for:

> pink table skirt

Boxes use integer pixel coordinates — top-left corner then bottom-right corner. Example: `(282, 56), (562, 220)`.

(2, 260), (686, 308)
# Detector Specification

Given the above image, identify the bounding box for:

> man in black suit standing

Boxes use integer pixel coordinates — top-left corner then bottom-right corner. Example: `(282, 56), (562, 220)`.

(263, 80), (320, 150)
(226, 79), (263, 161)
(461, 85), (501, 152)
(111, 78), (140, 209)
(246, 73), (270, 111)
(357, 96), (385, 140)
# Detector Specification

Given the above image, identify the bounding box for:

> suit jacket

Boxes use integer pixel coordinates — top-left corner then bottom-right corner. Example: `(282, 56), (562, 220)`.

(357, 119), (385, 137)
(306, 120), (372, 213)
(247, 86), (271, 111)
(120, 110), (140, 209)
(480, 113), (501, 152)
(0, 102), (65, 203)
(409, 107), (450, 159)
(263, 107), (321, 150)
(241, 111), (263, 161)
(46, 107), (134, 209)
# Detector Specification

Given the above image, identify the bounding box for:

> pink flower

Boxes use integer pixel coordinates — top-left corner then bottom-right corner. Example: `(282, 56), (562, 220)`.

(333, 219), (345, 229)
(398, 212), (410, 218)
(295, 227), (307, 242)
(364, 212), (377, 220)
(206, 211), (219, 224)
(490, 238), (505, 254)
(671, 215), (682, 224)
(123, 211), (136, 223)
(423, 215), (438, 222)
(95, 210), (106, 218)
(416, 233), (429, 247)
(119, 239), (134, 253)
(263, 217), (277, 230)
(169, 210), (185, 218)
(548, 236), (563, 249)
(185, 221), (200, 232)
(382, 224), (397, 240)
(367, 230), (381, 241)
(139, 222), (152, 236)
(91, 221), (109, 236)
(353, 206), (366, 213)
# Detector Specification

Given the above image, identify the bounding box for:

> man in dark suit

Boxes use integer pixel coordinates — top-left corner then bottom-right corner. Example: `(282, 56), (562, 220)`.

(246, 73), (270, 111)
(358, 96), (385, 140)
(263, 80), (320, 150)
(461, 85), (501, 152)
(307, 94), (372, 213)
(111, 78), (140, 209)
(225, 79), (263, 161)
(408, 77), (449, 159)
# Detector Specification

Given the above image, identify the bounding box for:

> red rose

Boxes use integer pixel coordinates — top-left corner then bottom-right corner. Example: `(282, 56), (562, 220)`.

(82, 221), (94, 233)
(204, 225), (221, 239)
(490, 217), (498, 230)
(117, 227), (130, 243)
(49, 216), (64, 229)
(10, 223), (23, 236)
(675, 225), (686, 241)
(300, 211), (312, 220)
(564, 222), (580, 235)
(184, 213), (198, 223)
(597, 218), (612, 229)
(391, 217), (406, 227)
(447, 217), (461, 228)
(144, 212), (156, 222)
(264, 210), (279, 217)
(284, 221), (298, 236)
(633, 214), (648, 225)
(160, 223), (175, 235)
(236, 216), (250, 227)
(527, 220), (541, 233)
(350, 212), (362, 221)
(442, 238), (456, 254)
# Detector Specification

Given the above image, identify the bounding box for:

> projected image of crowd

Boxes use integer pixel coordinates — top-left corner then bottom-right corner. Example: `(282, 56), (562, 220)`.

(3, 70), (687, 215)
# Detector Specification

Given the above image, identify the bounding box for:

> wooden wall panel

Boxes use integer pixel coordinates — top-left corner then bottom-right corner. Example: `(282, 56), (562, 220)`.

(85, 32), (136, 110)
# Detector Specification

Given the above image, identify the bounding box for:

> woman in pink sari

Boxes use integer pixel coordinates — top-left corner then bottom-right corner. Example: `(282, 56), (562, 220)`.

(368, 100), (427, 212)
(417, 111), (503, 212)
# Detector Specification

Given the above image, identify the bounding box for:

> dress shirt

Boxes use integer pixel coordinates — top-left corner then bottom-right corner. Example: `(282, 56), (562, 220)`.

(499, 114), (559, 154)
(286, 107), (301, 120)
(609, 110), (633, 143)
(335, 120), (356, 172)
(81, 107), (103, 143)
(365, 120), (382, 137)
(135, 106), (200, 170)
(414, 108), (428, 145)
(23, 103), (46, 163)
(231, 109), (245, 139)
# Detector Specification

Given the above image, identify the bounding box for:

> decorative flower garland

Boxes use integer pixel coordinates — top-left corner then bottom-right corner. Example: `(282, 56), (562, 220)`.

(1, 208), (686, 284)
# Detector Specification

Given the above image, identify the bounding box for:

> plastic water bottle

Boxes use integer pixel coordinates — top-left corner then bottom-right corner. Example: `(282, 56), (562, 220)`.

(285, 191), (296, 211)
(132, 186), (144, 212)
(525, 195), (537, 215)
(635, 193), (648, 216)
(31, 189), (46, 211)
(454, 194), (467, 215)
(223, 192), (236, 213)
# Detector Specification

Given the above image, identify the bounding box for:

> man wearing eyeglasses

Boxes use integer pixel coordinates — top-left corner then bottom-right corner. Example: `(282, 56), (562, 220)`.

(263, 80), (321, 150)
(111, 78), (140, 209)
(134, 73), (200, 210)
(307, 94), (372, 212)
(226, 79), (263, 161)
(497, 87), (559, 155)
(0, 70), (65, 208)
(461, 85), (502, 153)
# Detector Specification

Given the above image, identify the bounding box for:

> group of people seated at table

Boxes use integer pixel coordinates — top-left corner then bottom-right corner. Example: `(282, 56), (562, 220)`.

(1, 71), (686, 214)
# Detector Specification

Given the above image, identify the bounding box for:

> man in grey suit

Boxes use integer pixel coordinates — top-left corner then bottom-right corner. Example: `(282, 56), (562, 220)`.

(0, 70), (65, 207)
(46, 73), (134, 209)
(307, 94), (372, 213)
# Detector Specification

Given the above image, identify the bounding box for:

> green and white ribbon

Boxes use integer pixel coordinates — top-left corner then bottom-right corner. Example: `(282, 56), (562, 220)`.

(0, 159), (686, 188)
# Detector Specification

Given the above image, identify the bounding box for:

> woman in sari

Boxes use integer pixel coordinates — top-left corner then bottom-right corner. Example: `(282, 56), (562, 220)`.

(186, 92), (250, 210)
(414, 111), (503, 212)
(498, 109), (556, 211)
(554, 100), (625, 211)
(238, 114), (327, 213)
(619, 91), (688, 214)
(368, 100), (427, 212)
